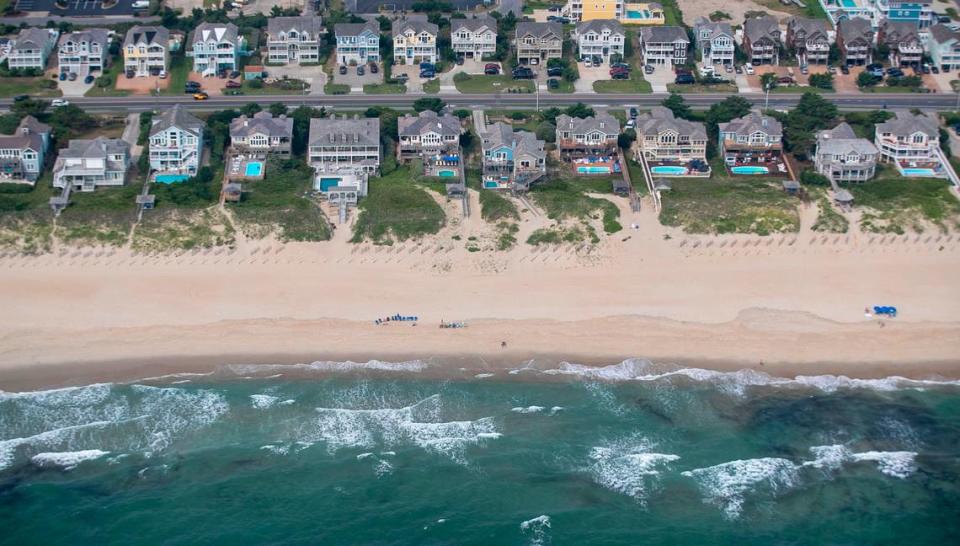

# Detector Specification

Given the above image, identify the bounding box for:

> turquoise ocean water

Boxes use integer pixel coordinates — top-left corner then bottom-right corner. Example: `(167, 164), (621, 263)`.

(1, 359), (959, 545)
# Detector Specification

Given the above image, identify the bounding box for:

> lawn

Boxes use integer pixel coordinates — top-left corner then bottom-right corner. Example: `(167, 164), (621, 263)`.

(231, 161), (331, 241)
(363, 83), (407, 94)
(860, 86), (927, 94)
(659, 177), (801, 235)
(0, 76), (61, 98)
(772, 85), (833, 94)
(454, 73), (535, 94)
(85, 59), (130, 97)
(422, 78), (440, 94)
(243, 78), (310, 95)
(593, 50), (652, 94)
(159, 54), (191, 96)
(351, 165), (446, 243)
(324, 81), (351, 95)
(850, 175), (960, 233)
(548, 79), (574, 93)
(667, 82), (738, 94)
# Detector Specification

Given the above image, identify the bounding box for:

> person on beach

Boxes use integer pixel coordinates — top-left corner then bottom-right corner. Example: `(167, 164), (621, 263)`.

(501, 341), (507, 348)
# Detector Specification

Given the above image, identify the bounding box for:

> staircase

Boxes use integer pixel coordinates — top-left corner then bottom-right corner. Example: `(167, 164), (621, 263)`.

(935, 147), (960, 189)
(636, 151), (661, 213)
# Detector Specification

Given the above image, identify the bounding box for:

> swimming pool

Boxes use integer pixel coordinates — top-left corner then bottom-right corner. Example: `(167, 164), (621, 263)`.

(155, 174), (191, 184)
(245, 161), (264, 177)
(438, 170), (456, 177)
(901, 167), (937, 177)
(578, 165), (611, 174)
(625, 10), (651, 19)
(841, 0), (857, 7)
(651, 165), (688, 176)
(731, 166), (769, 175)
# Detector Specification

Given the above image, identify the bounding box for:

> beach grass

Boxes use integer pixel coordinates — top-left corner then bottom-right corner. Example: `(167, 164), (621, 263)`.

(351, 165), (446, 244)
(231, 161), (332, 242)
(132, 207), (235, 252)
(659, 176), (801, 235)
(850, 175), (960, 233)
(54, 181), (142, 246)
(479, 189), (520, 223)
(529, 178), (622, 235)
(812, 195), (850, 233)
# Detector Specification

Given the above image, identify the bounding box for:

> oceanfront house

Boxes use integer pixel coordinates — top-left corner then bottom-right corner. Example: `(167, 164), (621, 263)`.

(123, 26), (170, 77)
(308, 115), (381, 174)
(718, 111), (787, 176)
(515, 22), (563, 66)
(785, 17), (830, 65)
(634, 107), (710, 176)
(8, 28), (59, 71)
(392, 19), (439, 66)
(311, 162), (369, 208)
(837, 17), (874, 66)
(52, 137), (130, 192)
(874, 110), (946, 177)
(57, 29), (110, 76)
(229, 111), (294, 156)
(814, 123), (879, 183)
(397, 110), (461, 159)
(742, 15), (781, 66)
(693, 17), (735, 66)
(574, 19), (626, 63)
(924, 24), (960, 71)
(266, 16), (325, 65)
(555, 113), (620, 159)
(877, 20), (922, 67)
(638, 26), (689, 65)
(479, 122), (547, 191)
(451, 16), (497, 59)
(149, 104), (204, 176)
(187, 22), (243, 76)
(335, 21), (381, 65)
(561, 0), (665, 25)
(0, 116), (51, 185)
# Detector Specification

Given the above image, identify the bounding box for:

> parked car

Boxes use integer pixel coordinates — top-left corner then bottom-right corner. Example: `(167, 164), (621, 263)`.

(229, 70), (240, 79)
(226, 80), (241, 88)
(610, 66), (630, 77)
(932, 66), (940, 74)
(484, 63), (500, 75)
(629, 107), (638, 119)
(420, 70), (435, 78)
(744, 64), (754, 75)
(829, 66), (837, 74)
(867, 63), (883, 71)
(644, 64), (654, 75)
(953, 124), (960, 136)
(456, 55), (464, 66)
(611, 70), (629, 80)
(357, 65), (365, 75)
(584, 58), (592, 68)
(339, 65), (347, 75)
(193, 92), (208, 100)
(394, 73), (409, 83)
(224, 89), (244, 96)
(675, 74), (695, 85)
(369, 62), (378, 74)
(699, 65), (714, 78)
(547, 78), (559, 89)
(800, 64), (808, 75)
(419, 62), (435, 71)
(841, 64), (850, 75)
(725, 64), (733, 73)
(547, 66), (563, 77)
(126, 69), (136, 79)
(84, 74), (95, 84)
(625, 118), (635, 129)
(51, 99), (69, 108)
(512, 67), (535, 79)
(68, 72), (77, 81)
(735, 64), (743, 74)
(59, 72), (67, 81)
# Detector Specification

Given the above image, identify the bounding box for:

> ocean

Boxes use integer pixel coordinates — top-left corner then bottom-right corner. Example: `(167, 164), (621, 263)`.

(1, 359), (959, 545)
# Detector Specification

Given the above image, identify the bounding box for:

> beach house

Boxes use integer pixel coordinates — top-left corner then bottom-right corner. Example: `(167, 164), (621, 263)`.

(149, 105), (205, 176)
(694, 17), (735, 67)
(718, 111), (786, 176)
(8, 28), (58, 71)
(335, 21), (381, 65)
(638, 26), (689, 65)
(877, 20), (922, 67)
(837, 17), (874, 66)
(266, 16), (325, 65)
(561, 0), (665, 25)
(229, 112), (294, 157)
(515, 22), (563, 65)
(187, 22), (243, 76)
(397, 110), (461, 158)
(742, 15), (781, 65)
(57, 29), (110, 76)
(814, 123), (879, 183)
(785, 17), (831, 65)
(0, 116), (51, 185)
(52, 137), (130, 192)
(392, 19), (439, 66)
(574, 20), (626, 63)
(634, 107), (710, 176)
(924, 23), (960, 71)
(308, 115), (381, 174)
(874, 110), (945, 177)
(451, 16), (497, 59)
(123, 26), (170, 77)
(479, 122), (546, 191)
(555, 113), (620, 159)
(872, 0), (934, 29)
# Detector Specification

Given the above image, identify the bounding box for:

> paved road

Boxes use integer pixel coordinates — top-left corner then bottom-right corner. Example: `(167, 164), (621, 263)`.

(3, 92), (959, 113)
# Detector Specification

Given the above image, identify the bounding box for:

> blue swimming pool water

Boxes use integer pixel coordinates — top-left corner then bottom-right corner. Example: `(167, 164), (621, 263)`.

(578, 166), (611, 174)
(245, 162), (264, 177)
(155, 174), (191, 184)
(841, 0), (857, 8)
(731, 166), (770, 175)
(901, 168), (937, 177)
(438, 170), (456, 178)
(651, 166), (688, 176)
(318, 177), (342, 191)
(626, 10), (652, 19)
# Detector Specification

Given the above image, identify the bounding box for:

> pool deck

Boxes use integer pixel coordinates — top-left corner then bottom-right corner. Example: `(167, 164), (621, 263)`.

(570, 157), (621, 176)
(225, 151), (267, 182)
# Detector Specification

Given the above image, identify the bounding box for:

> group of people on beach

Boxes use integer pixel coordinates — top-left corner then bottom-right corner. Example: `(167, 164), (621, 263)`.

(374, 315), (418, 325)
(439, 320), (467, 329)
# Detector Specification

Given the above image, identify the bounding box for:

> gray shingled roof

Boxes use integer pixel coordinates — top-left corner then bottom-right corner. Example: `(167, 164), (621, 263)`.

(397, 111), (460, 139)
(393, 19), (438, 37)
(308, 115), (380, 147)
(639, 26), (689, 44)
(150, 105), (204, 138)
(516, 22), (563, 41)
(229, 111), (293, 140)
(481, 122), (545, 160)
(929, 23), (960, 45)
(879, 20), (920, 45)
(576, 19), (624, 37)
(267, 16), (324, 39)
(744, 15), (780, 44)
(12, 28), (56, 53)
(876, 111), (939, 138)
(58, 28), (109, 50)
(817, 123), (878, 155)
(452, 16), (496, 34)
(694, 17), (733, 42)
(0, 116), (49, 153)
(719, 111), (782, 138)
(839, 17), (873, 43)
(190, 22), (239, 49)
(555, 113), (620, 136)
(59, 137), (129, 159)
(334, 20), (380, 38)
(124, 25), (169, 48)
(637, 107), (706, 139)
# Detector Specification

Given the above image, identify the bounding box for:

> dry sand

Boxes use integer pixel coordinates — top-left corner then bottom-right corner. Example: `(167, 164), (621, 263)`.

(1, 192), (959, 388)
(677, 0), (794, 24)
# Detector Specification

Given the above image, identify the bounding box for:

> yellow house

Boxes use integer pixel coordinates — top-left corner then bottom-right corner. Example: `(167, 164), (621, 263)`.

(564, 1), (665, 25)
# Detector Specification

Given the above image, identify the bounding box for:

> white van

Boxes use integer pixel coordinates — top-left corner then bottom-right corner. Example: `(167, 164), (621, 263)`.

(132, 0), (149, 8)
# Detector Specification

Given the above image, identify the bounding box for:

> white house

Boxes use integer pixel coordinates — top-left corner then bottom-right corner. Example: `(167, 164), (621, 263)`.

(392, 19), (438, 65)
(53, 137), (130, 192)
(266, 16), (325, 65)
(149, 105), (205, 175)
(874, 110), (945, 177)
(693, 17), (734, 66)
(229, 111), (294, 156)
(187, 22), (243, 76)
(58, 28), (110, 75)
(335, 21), (381, 65)
(8, 28), (59, 71)
(451, 16), (497, 59)
(574, 19), (625, 63)
(925, 24), (960, 71)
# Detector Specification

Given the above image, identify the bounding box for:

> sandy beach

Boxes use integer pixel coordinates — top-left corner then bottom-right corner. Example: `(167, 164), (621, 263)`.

(1, 195), (959, 389)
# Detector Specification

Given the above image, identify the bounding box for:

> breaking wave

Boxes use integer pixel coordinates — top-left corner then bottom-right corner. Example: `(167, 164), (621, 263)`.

(31, 449), (110, 470)
(587, 435), (680, 505)
(223, 360), (429, 376)
(520, 515), (551, 546)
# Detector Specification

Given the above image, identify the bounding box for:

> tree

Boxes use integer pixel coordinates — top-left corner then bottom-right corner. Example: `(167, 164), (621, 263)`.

(562, 66), (578, 82)
(783, 92), (838, 159)
(564, 102), (595, 118)
(413, 97), (445, 113)
(452, 109), (470, 119)
(240, 102), (262, 116)
(290, 105), (326, 155)
(535, 121), (556, 143)
(800, 170), (830, 186)
(662, 92), (691, 120)
(808, 72), (833, 90)
(760, 71), (777, 90)
(618, 128), (637, 150)
(857, 71), (880, 88)
(268, 103), (288, 116)
(11, 98), (48, 117)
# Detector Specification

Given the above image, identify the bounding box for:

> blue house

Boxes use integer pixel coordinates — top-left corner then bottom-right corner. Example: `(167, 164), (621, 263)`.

(479, 122), (546, 191)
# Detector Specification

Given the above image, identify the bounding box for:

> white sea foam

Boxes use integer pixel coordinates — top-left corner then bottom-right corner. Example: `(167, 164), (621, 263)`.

(474, 373), (495, 379)
(31, 449), (109, 470)
(260, 444), (290, 456)
(587, 436), (680, 504)
(548, 407), (564, 415)
(225, 360), (429, 376)
(374, 459), (393, 477)
(682, 457), (800, 520)
(357, 452), (374, 460)
(805, 445), (918, 478)
(250, 394), (280, 409)
(511, 406), (545, 414)
(519, 515), (551, 546)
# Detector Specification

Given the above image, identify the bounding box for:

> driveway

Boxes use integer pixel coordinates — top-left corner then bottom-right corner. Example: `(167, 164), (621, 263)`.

(575, 62), (606, 93)
(333, 62), (383, 92)
(265, 64), (326, 95)
(646, 65), (674, 93)
(57, 67), (94, 97)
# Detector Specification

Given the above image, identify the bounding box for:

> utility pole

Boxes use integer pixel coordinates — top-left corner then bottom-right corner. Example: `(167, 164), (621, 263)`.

(764, 82), (771, 111)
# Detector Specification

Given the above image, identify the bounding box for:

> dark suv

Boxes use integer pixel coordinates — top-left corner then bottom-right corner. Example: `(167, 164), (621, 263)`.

(512, 67), (535, 79)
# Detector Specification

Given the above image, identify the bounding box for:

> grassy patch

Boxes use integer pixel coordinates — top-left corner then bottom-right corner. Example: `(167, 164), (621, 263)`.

(527, 224), (597, 245)
(811, 196), (849, 233)
(454, 73), (535, 94)
(422, 78), (440, 94)
(351, 165), (446, 243)
(324, 81), (351, 95)
(363, 83), (407, 94)
(659, 177), (801, 235)
(860, 86), (926, 94)
(667, 83), (738, 94)
(231, 161), (331, 242)
(0, 76), (61, 98)
(85, 60), (129, 97)
(771, 85), (833, 94)
(159, 54), (191, 96)
(478, 189), (519, 222)
(851, 176), (960, 234)
(243, 78), (309, 95)
(548, 79), (574, 93)
(132, 207), (235, 252)
(529, 178), (622, 234)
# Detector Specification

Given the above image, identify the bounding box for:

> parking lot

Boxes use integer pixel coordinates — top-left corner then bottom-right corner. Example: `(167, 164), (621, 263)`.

(332, 62), (383, 91)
